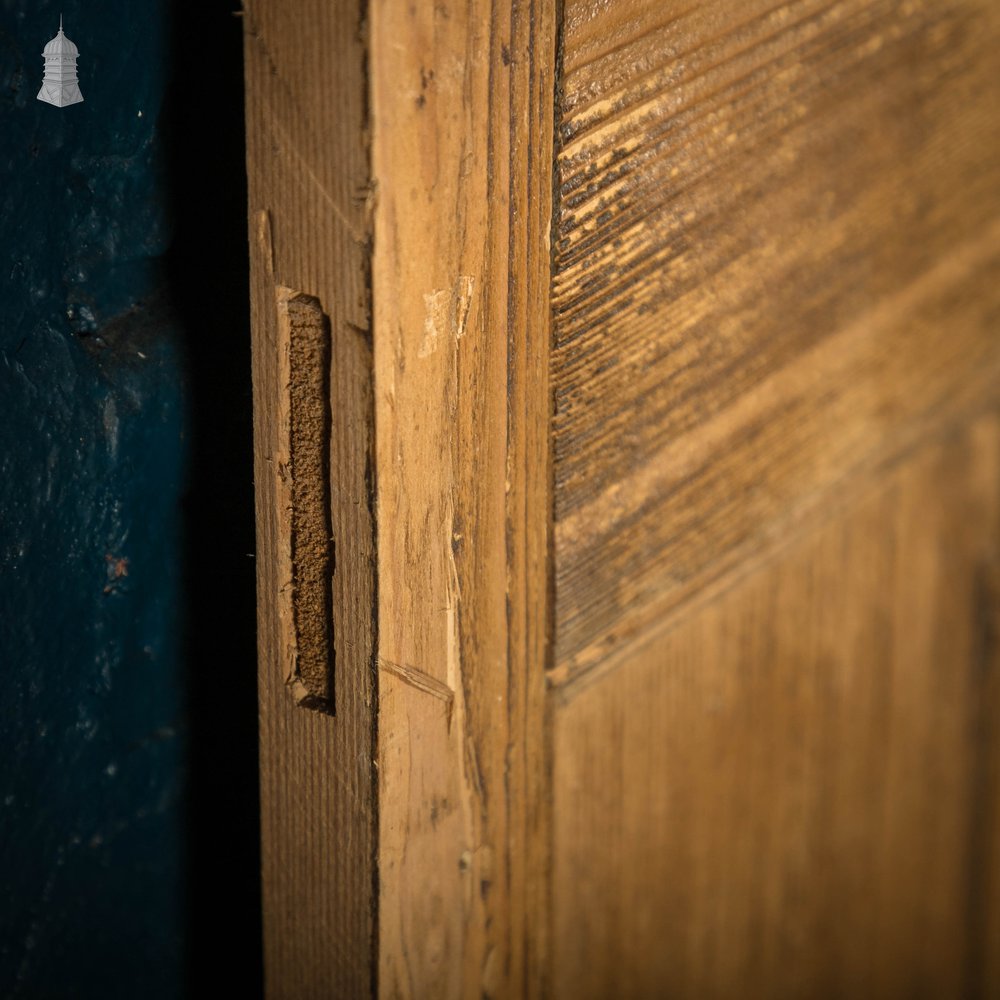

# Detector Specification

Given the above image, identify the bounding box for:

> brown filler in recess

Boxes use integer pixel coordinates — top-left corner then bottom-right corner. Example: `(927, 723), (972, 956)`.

(281, 289), (335, 712)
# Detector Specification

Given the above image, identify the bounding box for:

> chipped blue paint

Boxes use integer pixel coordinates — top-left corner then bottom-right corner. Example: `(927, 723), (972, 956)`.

(0, 3), (185, 996)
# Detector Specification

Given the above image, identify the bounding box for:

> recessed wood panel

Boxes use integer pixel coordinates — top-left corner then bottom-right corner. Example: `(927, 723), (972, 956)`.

(552, 414), (1000, 998)
(552, 0), (1000, 679)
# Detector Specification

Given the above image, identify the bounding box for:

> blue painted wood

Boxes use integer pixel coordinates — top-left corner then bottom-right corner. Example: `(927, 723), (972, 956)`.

(1, 0), (262, 989)
(0, 4), (200, 996)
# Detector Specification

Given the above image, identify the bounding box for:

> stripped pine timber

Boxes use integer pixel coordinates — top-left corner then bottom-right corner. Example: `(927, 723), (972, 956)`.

(552, 413), (1000, 998)
(551, 0), (1000, 680)
(369, 1), (555, 997)
(547, 0), (1000, 994)
(552, 215), (1000, 685)
(243, 3), (377, 996)
(242, 0), (1000, 994)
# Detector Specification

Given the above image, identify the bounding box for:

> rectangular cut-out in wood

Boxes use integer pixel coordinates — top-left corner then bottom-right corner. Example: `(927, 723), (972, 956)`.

(274, 285), (334, 713)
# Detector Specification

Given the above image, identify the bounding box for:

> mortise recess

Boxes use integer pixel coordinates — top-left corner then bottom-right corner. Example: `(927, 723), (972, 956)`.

(275, 286), (335, 713)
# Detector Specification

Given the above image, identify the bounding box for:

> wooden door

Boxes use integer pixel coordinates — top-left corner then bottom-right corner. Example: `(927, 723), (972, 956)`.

(244, 1), (1000, 996)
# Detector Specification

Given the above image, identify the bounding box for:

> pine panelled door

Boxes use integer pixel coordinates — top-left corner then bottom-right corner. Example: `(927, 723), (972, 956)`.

(243, 1), (1000, 996)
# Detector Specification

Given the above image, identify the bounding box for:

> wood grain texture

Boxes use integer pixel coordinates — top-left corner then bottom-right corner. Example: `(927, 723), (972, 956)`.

(551, 0), (1000, 680)
(242, 1), (1000, 993)
(552, 413), (1000, 999)
(369, 1), (555, 996)
(244, 2), (377, 996)
(546, 0), (1000, 992)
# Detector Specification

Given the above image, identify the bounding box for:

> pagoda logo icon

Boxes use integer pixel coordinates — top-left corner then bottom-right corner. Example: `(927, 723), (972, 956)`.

(37, 16), (84, 108)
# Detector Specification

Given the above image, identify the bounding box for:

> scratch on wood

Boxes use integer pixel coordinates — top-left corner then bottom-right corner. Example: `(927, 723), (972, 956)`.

(256, 209), (275, 279)
(419, 288), (449, 358)
(452, 275), (474, 339)
(445, 500), (463, 698)
(262, 104), (368, 245)
(379, 656), (455, 729)
(418, 275), (476, 357)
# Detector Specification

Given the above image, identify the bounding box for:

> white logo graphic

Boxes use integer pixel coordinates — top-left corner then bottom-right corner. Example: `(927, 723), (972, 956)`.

(37, 16), (84, 108)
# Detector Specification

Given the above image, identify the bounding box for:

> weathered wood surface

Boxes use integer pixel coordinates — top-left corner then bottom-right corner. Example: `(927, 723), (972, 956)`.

(552, 413), (1000, 998)
(244, 2), (377, 996)
(242, 0), (1000, 995)
(551, 0), (1000, 681)
(369, 1), (555, 996)
(547, 0), (1000, 994)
